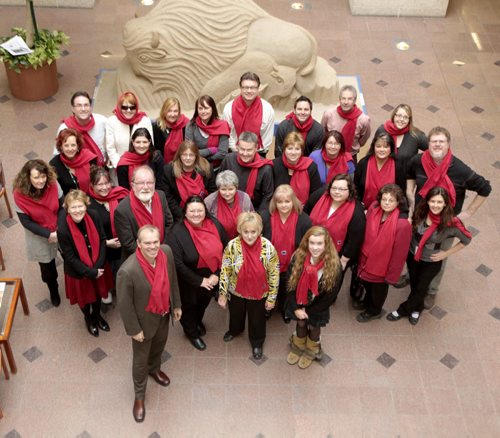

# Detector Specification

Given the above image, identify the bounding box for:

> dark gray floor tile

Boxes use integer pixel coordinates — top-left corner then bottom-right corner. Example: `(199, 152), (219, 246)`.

(440, 353), (459, 369)
(23, 346), (43, 363)
(377, 352), (396, 368)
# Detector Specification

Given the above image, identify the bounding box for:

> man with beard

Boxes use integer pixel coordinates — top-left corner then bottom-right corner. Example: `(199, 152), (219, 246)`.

(404, 126), (491, 308)
(55, 91), (107, 167)
(114, 166), (174, 262)
(321, 85), (371, 162)
(117, 225), (182, 422)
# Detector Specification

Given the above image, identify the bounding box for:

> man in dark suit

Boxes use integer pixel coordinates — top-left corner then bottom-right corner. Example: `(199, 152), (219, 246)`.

(114, 165), (174, 262)
(117, 225), (182, 423)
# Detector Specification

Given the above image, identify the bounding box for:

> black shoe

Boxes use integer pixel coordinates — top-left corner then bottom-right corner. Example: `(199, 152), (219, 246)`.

(96, 316), (110, 332)
(85, 318), (99, 337)
(51, 294), (61, 307)
(197, 322), (207, 337)
(265, 310), (272, 320)
(190, 337), (206, 351)
(252, 347), (263, 360)
(282, 315), (291, 324)
(386, 311), (402, 322)
(356, 311), (382, 323)
(223, 331), (234, 342)
(409, 312), (420, 326)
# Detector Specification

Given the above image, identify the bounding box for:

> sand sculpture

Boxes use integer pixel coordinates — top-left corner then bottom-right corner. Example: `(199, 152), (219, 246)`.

(116, 0), (339, 112)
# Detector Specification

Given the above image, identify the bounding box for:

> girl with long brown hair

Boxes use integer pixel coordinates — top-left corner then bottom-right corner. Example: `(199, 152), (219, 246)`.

(285, 226), (342, 369)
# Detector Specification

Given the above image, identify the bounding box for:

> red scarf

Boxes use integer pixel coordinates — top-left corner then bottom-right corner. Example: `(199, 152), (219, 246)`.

(361, 204), (399, 277)
(336, 105), (362, 153)
(270, 210), (298, 273)
(135, 246), (171, 315)
(383, 120), (409, 153)
(184, 219), (223, 272)
(113, 92), (147, 126)
(63, 115), (105, 166)
(66, 213), (101, 267)
(88, 185), (129, 237)
(235, 237), (269, 299)
(117, 151), (150, 185)
(129, 191), (165, 242)
(59, 148), (96, 194)
(163, 114), (189, 162)
(310, 194), (355, 253)
(232, 95), (263, 149)
(175, 171), (207, 207)
(281, 155), (312, 205)
(195, 117), (230, 148)
(295, 255), (325, 305)
(363, 156), (395, 208)
(419, 150), (456, 207)
(216, 192), (241, 240)
(414, 212), (471, 261)
(237, 154), (272, 200)
(321, 148), (352, 184)
(285, 112), (313, 143)
(13, 182), (59, 231)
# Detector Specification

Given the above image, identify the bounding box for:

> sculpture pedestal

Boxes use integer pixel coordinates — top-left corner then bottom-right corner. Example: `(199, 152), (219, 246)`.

(348, 0), (449, 17)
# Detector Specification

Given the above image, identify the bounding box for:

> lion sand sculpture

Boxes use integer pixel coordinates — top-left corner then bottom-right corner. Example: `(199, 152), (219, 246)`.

(116, 0), (339, 112)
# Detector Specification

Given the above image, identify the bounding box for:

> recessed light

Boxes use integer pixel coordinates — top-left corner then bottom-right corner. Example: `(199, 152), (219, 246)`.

(396, 41), (410, 51)
(453, 60), (465, 66)
(470, 32), (483, 51)
(291, 2), (304, 10)
(100, 51), (112, 58)
(141, 0), (154, 5)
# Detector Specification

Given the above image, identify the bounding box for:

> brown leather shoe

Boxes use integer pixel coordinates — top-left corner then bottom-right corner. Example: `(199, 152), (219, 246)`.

(149, 370), (170, 387)
(133, 399), (145, 423)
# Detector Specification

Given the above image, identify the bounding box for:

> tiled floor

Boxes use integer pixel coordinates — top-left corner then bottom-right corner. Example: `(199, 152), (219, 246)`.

(1, 0), (499, 436)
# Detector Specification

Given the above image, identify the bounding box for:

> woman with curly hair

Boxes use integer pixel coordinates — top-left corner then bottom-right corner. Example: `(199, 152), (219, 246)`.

(387, 187), (471, 325)
(50, 128), (98, 195)
(285, 226), (342, 369)
(13, 160), (63, 306)
(158, 141), (216, 221)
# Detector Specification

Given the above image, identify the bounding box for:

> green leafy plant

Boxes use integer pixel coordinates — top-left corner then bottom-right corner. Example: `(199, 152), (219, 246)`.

(0, 1), (69, 73)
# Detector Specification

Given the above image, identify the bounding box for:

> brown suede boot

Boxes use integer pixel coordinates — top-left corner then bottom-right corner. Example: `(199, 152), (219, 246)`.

(298, 337), (322, 369)
(286, 334), (307, 365)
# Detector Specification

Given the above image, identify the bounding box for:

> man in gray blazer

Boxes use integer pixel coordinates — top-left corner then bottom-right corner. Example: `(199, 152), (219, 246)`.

(117, 225), (182, 423)
(114, 165), (174, 262)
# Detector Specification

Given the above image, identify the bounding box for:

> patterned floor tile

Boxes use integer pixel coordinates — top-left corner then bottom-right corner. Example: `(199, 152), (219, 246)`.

(430, 306), (448, 320)
(419, 81), (432, 88)
(471, 106), (484, 113)
(440, 353), (459, 369)
(161, 350), (171, 364)
(35, 299), (54, 313)
(329, 56), (341, 64)
(481, 132), (495, 141)
(88, 347), (108, 364)
(371, 57), (382, 64)
(24, 151), (39, 160)
(377, 352), (396, 368)
(412, 58), (424, 65)
(0, 95), (10, 103)
(489, 307), (500, 321)
(2, 218), (18, 228)
(33, 122), (48, 131)
(23, 346), (43, 362)
(376, 80), (388, 87)
(476, 264), (492, 277)
(462, 81), (474, 89)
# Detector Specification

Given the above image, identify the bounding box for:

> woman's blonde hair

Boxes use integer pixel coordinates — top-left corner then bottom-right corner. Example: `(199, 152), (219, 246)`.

(283, 131), (305, 154)
(172, 141), (210, 178)
(236, 211), (263, 235)
(287, 226), (340, 292)
(157, 97), (181, 130)
(63, 189), (90, 211)
(269, 184), (302, 215)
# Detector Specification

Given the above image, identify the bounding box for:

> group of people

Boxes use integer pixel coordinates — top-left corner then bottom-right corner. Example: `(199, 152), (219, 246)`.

(12, 71), (491, 422)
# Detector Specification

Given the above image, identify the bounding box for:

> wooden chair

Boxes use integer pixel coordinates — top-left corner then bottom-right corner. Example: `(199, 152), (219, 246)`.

(0, 160), (13, 219)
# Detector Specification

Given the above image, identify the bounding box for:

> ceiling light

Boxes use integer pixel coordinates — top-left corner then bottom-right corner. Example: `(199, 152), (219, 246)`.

(396, 41), (410, 51)
(453, 60), (465, 66)
(141, 0), (154, 5)
(291, 2), (304, 10)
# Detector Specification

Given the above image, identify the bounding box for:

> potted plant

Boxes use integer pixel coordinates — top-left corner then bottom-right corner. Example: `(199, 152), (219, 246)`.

(0, 1), (69, 101)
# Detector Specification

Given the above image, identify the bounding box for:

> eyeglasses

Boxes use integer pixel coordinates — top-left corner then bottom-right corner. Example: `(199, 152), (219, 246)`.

(330, 186), (349, 192)
(394, 114), (410, 121)
(121, 105), (137, 111)
(241, 86), (258, 91)
(132, 181), (155, 187)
